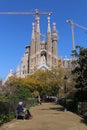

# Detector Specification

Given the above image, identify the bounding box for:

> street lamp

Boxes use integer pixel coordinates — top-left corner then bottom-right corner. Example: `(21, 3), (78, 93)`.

(64, 75), (68, 111)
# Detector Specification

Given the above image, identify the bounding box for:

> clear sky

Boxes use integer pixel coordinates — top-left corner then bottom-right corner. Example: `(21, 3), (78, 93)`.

(0, 0), (87, 79)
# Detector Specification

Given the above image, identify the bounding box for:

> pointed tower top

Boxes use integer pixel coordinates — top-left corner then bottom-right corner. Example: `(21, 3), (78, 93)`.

(36, 17), (40, 33)
(47, 16), (51, 33)
(52, 22), (58, 41)
(31, 22), (35, 40)
(52, 22), (57, 33)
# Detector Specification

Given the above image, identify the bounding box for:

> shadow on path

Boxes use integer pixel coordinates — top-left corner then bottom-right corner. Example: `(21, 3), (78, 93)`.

(40, 104), (64, 111)
(40, 103), (87, 126)
(49, 106), (64, 111)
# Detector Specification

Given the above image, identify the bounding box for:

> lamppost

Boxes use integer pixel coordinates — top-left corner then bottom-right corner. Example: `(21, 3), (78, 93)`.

(64, 75), (68, 111)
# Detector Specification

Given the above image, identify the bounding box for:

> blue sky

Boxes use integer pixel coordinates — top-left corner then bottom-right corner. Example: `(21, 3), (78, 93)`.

(0, 0), (87, 79)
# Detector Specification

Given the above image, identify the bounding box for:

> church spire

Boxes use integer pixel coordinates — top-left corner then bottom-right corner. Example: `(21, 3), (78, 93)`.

(35, 15), (40, 53)
(35, 15), (40, 67)
(46, 16), (52, 68)
(47, 16), (51, 33)
(52, 22), (58, 41)
(31, 22), (35, 40)
(36, 16), (40, 33)
(52, 22), (58, 56)
(30, 22), (35, 56)
(47, 16), (52, 52)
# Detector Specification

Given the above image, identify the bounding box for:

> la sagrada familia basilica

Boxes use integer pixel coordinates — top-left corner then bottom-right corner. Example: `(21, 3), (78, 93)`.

(4, 10), (72, 82)
(15, 10), (63, 78)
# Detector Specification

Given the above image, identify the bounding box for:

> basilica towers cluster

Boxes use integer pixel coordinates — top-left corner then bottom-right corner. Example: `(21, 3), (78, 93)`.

(29, 14), (58, 73)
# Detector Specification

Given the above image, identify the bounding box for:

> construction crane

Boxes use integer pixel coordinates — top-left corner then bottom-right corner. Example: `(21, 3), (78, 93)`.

(0, 9), (52, 15)
(0, 9), (52, 22)
(0, 9), (52, 39)
(66, 19), (87, 51)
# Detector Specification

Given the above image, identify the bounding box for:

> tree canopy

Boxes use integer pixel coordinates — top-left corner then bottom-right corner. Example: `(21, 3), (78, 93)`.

(72, 46), (87, 90)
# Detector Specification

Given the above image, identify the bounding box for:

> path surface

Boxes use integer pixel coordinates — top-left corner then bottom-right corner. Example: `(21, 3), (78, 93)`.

(0, 103), (87, 130)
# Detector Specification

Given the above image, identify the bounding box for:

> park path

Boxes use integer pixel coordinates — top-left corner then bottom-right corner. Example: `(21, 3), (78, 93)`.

(0, 102), (87, 130)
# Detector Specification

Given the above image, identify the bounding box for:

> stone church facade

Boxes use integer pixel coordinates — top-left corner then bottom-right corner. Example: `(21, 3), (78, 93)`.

(16, 13), (62, 78)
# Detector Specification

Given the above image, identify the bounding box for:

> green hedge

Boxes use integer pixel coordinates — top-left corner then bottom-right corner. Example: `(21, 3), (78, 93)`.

(0, 113), (14, 126)
(58, 98), (78, 113)
(66, 99), (78, 113)
(0, 98), (37, 126)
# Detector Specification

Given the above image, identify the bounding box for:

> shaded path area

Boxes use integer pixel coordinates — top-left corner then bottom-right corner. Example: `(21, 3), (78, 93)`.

(0, 103), (87, 130)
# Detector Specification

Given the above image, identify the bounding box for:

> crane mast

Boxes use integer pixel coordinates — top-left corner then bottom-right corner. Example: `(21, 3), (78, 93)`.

(66, 19), (87, 51)
(66, 20), (75, 51)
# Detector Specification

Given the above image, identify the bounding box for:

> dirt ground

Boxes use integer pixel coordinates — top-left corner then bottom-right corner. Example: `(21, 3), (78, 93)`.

(0, 102), (87, 130)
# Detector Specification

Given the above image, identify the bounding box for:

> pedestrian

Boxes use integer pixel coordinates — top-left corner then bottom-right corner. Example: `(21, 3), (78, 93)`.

(37, 96), (42, 105)
(16, 101), (24, 119)
(16, 102), (24, 112)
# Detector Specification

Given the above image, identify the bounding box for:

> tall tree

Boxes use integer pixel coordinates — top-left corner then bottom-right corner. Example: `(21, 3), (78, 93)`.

(72, 46), (87, 101)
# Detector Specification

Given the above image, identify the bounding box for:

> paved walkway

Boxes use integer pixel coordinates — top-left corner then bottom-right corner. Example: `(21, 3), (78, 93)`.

(0, 103), (87, 130)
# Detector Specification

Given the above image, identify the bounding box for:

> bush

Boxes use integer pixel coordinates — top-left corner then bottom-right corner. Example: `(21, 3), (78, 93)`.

(59, 98), (78, 112)
(66, 99), (78, 112)
(0, 113), (14, 126)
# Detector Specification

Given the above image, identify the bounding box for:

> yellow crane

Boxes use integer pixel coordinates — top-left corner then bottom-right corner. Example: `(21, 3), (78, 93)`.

(66, 19), (87, 51)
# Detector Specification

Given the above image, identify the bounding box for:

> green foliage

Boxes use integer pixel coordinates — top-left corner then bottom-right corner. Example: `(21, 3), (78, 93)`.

(67, 92), (77, 101)
(0, 97), (37, 126)
(4, 69), (67, 98)
(0, 113), (14, 126)
(59, 92), (78, 113)
(66, 99), (78, 112)
(15, 86), (32, 101)
(32, 69), (65, 97)
(72, 46), (87, 90)
(72, 46), (87, 102)
(0, 94), (9, 102)
(26, 98), (38, 109)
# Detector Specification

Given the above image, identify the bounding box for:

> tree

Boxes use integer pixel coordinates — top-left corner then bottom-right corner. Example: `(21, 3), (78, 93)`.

(72, 46), (87, 101)
(3, 76), (32, 102)
(31, 69), (65, 97)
